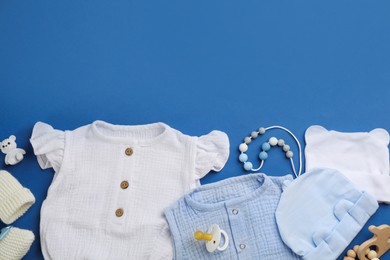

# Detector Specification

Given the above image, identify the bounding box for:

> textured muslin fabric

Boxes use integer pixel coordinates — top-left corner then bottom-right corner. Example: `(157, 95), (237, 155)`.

(305, 125), (390, 203)
(30, 120), (229, 260)
(0, 170), (35, 225)
(276, 168), (379, 260)
(0, 226), (35, 260)
(165, 173), (300, 260)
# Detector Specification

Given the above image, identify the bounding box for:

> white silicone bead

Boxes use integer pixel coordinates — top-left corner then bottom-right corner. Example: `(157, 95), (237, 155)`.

(258, 127), (265, 134)
(277, 139), (285, 146)
(269, 137), (278, 146)
(283, 144), (290, 152)
(239, 143), (248, 152)
(251, 131), (258, 138)
(286, 151), (293, 158)
(244, 137), (251, 144)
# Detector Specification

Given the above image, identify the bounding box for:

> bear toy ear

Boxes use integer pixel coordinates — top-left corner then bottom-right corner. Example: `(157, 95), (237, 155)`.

(9, 135), (16, 141)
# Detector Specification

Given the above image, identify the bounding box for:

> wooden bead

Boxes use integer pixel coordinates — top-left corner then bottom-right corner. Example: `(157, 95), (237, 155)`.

(366, 248), (371, 255)
(367, 250), (377, 259)
(353, 245), (359, 253)
(347, 249), (356, 258)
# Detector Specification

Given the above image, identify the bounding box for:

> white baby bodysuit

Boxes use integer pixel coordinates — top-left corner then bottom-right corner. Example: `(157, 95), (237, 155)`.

(30, 120), (229, 260)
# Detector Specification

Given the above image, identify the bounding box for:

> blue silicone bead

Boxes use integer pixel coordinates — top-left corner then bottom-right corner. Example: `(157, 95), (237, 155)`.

(259, 151), (268, 160)
(261, 142), (271, 151)
(239, 153), (248, 162)
(244, 162), (253, 171)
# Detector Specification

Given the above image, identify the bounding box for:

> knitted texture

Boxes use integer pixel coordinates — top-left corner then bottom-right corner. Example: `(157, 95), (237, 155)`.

(0, 227), (35, 260)
(0, 170), (35, 224)
(305, 125), (390, 203)
(165, 173), (301, 260)
(276, 168), (379, 260)
(30, 121), (229, 260)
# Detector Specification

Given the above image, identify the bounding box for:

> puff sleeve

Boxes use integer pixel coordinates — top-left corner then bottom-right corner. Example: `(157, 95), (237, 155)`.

(30, 122), (65, 172)
(194, 130), (229, 179)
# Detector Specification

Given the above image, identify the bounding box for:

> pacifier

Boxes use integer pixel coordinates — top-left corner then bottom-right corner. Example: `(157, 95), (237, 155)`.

(194, 224), (229, 253)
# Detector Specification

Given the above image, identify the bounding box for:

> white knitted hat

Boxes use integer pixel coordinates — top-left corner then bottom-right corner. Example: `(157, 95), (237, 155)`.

(0, 226), (35, 260)
(0, 170), (35, 224)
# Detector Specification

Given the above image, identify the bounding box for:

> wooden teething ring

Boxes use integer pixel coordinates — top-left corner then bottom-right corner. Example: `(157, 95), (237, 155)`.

(357, 225), (390, 260)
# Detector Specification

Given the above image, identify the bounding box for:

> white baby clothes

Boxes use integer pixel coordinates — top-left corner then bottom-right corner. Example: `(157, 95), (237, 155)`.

(165, 173), (300, 260)
(305, 125), (390, 203)
(30, 120), (229, 260)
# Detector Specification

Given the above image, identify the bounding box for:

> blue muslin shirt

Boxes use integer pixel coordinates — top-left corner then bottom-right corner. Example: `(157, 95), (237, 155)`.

(165, 173), (301, 260)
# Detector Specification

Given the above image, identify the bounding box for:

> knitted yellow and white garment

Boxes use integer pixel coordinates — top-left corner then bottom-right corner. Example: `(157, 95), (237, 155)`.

(0, 170), (35, 225)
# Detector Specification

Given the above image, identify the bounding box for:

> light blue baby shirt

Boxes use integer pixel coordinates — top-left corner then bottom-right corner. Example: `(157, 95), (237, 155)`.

(165, 173), (301, 260)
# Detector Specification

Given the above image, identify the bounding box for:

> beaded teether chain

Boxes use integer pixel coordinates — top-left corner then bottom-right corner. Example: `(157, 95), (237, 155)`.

(238, 126), (303, 178)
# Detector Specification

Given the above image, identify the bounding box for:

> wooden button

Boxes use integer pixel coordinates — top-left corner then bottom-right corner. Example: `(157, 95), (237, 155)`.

(115, 208), (124, 217)
(120, 180), (129, 189)
(125, 147), (133, 156)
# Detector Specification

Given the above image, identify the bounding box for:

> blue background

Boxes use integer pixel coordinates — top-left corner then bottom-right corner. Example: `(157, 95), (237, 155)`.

(1, 1), (389, 259)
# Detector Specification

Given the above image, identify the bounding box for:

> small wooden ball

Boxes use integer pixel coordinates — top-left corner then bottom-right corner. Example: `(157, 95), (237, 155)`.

(353, 245), (359, 253)
(343, 256), (355, 260)
(367, 250), (377, 259)
(347, 249), (356, 258)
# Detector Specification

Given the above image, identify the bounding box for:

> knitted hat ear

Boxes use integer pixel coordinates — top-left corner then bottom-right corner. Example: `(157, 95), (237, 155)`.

(0, 170), (35, 224)
(0, 226), (35, 260)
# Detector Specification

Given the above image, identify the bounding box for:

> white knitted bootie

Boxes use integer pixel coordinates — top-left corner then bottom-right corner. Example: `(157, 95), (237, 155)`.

(0, 170), (35, 224)
(0, 226), (35, 260)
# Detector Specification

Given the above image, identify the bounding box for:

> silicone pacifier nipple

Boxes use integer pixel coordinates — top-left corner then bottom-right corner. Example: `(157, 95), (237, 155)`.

(194, 230), (213, 241)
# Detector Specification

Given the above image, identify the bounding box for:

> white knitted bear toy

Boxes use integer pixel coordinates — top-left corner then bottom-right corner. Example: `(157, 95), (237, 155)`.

(1, 135), (26, 165)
